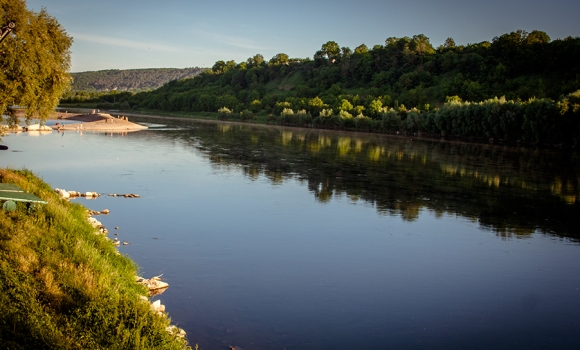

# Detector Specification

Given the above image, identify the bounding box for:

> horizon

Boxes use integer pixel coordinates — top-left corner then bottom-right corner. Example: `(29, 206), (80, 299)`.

(26, 0), (580, 73)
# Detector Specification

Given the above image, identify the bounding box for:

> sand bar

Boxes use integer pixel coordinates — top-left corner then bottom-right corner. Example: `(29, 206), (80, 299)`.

(53, 112), (147, 132)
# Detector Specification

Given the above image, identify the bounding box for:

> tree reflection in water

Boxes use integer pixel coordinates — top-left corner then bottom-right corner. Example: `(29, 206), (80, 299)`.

(143, 119), (580, 240)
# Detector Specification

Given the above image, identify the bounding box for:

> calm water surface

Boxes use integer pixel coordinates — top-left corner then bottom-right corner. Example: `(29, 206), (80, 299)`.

(1, 119), (580, 349)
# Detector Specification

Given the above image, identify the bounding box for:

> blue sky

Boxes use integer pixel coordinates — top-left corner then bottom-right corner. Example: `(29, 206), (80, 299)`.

(27, 0), (580, 72)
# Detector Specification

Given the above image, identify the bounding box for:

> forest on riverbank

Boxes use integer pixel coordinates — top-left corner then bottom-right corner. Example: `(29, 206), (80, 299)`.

(61, 30), (580, 146)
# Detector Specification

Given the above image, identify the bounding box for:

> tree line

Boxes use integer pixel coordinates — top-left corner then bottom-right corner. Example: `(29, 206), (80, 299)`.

(66, 29), (580, 146)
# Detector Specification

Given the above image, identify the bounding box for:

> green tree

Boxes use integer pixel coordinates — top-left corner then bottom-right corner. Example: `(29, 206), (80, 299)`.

(410, 34), (435, 55)
(443, 37), (456, 49)
(340, 99), (353, 111)
(250, 99), (262, 113)
(269, 53), (289, 66)
(247, 54), (265, 67)
(226, 60), (236, 71)
(524, 30), (550, 45)
(212, 60), (227, 74)
(308, 96), (327, 116)
(0, 0), (72, 123)
(353, 105), (365, 115)
(321, 41), (340, 61)
(368, 99), (384, 118)
(341, 47), (352, 58)
(354, 44), (369, 54)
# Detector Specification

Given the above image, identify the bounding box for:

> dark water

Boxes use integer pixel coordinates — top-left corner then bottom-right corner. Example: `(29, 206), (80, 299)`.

(2, 119), (580, 349)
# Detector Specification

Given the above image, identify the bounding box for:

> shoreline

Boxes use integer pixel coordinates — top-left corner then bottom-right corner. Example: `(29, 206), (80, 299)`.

(0, 169), (190, 348)
(56, 107), (554, 150)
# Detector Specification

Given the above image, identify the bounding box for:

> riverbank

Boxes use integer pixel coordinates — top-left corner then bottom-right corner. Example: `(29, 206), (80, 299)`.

(54, 107), (520, 147)
(0, 169), (189, 349)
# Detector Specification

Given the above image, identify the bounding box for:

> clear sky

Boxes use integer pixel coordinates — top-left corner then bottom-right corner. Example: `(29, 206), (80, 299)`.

(26, 0), (580, 73)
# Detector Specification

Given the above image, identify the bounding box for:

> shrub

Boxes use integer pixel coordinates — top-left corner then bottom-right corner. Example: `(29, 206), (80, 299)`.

(339, 110), (355, 128)
(296, 109), (313, 125)
(355, 114), (374, 131)
(278, 108), (299, 125)
(266, 114), (277, 124)
(217, 106), (233, 120)
(320, 108), (334, 117)
(240, 109), (254, 121)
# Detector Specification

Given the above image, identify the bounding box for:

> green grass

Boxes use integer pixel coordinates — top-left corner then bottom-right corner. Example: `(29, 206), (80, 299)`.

(0, 169), (189, 349)
(268, 71), (304, 93)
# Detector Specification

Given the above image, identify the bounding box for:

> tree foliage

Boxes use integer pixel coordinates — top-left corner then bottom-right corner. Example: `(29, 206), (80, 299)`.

(66, 29), (580, 146)
(0, 0), (72, 122)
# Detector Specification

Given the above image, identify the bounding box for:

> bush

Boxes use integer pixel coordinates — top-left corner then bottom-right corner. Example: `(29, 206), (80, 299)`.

(354, 114), (374, 131)
(240, 109), (254, 121)
(278, 108), (299, 125)
(266, 114), (277, 124)
(381, 109), (402, 132)
(217, 106), (233, 120)
(296, 109), (312, 125)
(339, 110), (355, 128)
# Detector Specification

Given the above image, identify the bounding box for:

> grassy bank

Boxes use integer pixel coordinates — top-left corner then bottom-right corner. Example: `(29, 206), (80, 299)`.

(0, 169), (188, 349)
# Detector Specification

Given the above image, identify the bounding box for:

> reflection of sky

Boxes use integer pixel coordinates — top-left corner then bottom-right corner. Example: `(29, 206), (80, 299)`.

(2, 128), (580, 349)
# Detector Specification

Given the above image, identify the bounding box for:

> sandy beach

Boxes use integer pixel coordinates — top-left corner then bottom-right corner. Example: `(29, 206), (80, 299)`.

(53, 112), (148, 132)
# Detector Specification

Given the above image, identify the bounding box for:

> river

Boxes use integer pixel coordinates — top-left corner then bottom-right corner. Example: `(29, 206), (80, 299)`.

(1, 118), (579, 349)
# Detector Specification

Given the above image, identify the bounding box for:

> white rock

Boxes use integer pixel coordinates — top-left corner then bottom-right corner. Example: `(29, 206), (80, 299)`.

(166, 325), (187, 338)
(54, 188), (70, 199)
(136, 275), (169, 292)
(87, 217), (102, 228)
(27, 123), (53, 131)
(151, 299), (166, 313)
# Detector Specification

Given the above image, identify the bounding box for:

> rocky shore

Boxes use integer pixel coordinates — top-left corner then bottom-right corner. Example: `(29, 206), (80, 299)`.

(0, 169), (190, 349)
(54, 187), (185, 339)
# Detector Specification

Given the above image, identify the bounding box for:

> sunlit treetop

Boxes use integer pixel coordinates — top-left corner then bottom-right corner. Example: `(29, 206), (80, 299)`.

(0, 0), (72, 125)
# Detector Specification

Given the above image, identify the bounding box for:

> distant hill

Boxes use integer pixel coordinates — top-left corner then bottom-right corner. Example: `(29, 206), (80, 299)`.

(70, 68), (207, 92)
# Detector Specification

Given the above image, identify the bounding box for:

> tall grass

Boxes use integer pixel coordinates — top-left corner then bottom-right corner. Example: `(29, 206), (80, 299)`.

(0, 169), (188, 349)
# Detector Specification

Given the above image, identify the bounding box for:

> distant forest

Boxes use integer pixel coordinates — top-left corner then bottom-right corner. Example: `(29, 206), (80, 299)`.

(61, 30), (580, 146)
(68, 67), (206, 92)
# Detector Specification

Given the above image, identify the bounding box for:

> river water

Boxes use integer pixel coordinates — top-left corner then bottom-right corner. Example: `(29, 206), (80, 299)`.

(1, 118), (580, 349)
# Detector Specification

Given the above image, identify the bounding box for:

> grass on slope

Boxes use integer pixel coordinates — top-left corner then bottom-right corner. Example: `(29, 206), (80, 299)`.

(0, 169), (188, 349)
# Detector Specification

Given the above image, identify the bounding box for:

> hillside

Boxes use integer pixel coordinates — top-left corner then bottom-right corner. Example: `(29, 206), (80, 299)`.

(70, 67), (207, 92)
(61, 30), (580, 146)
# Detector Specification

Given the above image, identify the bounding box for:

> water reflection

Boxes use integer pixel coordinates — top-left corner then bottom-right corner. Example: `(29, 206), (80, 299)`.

(4, 118), (580, 349)
(125, 118), (580, 240)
